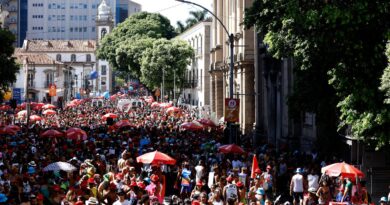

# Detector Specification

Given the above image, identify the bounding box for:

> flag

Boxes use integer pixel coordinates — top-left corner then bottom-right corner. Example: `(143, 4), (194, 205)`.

(89, 71), (98, 80)
(251, 154), (259, 179)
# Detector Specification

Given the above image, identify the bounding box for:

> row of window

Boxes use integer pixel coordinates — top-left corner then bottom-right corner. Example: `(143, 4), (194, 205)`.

(48, 3), (65, 9)
(48, 27), (66, 33)
(32, 3), (43, 7)
(56, 54), (92, 63)
(70, 3), (88, 9)
(48, 15), (65, 21)
(70, 27), (88, 32)
(32, 27), (43, 30)
(32, 15), (43, 19)
(70, 15), (88, 21)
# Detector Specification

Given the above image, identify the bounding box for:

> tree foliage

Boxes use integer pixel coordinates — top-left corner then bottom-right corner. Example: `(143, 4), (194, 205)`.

(176, 10), (208, 34)
(140, 39), (194, 91)
(245, 0), (390, 149)
(0, 28), (19, 100)
(97, 12), (176, 76)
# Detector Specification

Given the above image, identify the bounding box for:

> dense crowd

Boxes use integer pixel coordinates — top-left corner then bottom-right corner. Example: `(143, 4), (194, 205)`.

(0, 96), (388, 205)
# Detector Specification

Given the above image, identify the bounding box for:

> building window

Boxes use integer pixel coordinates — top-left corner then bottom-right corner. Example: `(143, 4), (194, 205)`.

(86, 54), (91, 62)
(46, 72), (54, 87)
(56, 54), (61, 61)
(71, 54), (76, 62)
(101, 65), (107, 75)
(27, 72), (35, 87)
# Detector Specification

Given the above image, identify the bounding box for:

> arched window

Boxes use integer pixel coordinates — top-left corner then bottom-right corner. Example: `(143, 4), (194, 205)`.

(71, 54), (76, 62)
(56, 54), (61, 61)
(86, 54), (91, 62)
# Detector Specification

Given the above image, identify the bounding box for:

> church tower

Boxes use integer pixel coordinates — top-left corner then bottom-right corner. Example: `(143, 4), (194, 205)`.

(96, 0), (114, 44)
(95, 0), (114, 93)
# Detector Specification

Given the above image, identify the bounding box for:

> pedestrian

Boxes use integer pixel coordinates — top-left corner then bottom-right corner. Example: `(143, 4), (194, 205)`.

(290, 168), (304, 205)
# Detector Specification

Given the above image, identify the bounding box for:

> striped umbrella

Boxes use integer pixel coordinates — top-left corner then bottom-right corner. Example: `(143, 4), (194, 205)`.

(321, 162), (365, 178)
(43, 162), (76, 172)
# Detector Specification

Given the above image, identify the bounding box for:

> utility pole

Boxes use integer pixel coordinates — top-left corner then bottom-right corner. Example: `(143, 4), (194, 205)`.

(174, 69), (176, 104)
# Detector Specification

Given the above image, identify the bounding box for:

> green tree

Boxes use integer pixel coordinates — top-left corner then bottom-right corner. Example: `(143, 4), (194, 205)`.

(140, 39), (194, 96)
(245, 0), (390, 149)
(0, 28), (19, 100)
(176, 10), (208, 34)
(97, 12), (176, 77)
(380, 43), (390, 104)
(176, 21), (186, 34)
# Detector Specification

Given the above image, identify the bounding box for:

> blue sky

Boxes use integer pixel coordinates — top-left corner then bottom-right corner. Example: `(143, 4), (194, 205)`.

(132, 0), (213, 27)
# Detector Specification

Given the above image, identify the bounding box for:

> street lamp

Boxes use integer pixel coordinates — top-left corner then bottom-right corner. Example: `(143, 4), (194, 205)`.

(175, 0), (236, 143)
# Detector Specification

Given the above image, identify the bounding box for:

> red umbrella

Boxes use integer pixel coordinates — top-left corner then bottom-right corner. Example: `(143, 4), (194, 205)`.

(43, 109), (56, 115)
(0, 126), (17, 135)
(151, 102), (160, 108)
(102, 113), (118, 120)
(321, 162), (365, 178)
(136, 150), (176, 165)
(42, 104), (56, 109)
(166, 107), (181, 114)
(197, 118), (217, 127)
(218, 144), (246, 154)
(41, 129), (63, 138)
(33, 102), (45, 110)
(17, 110), (27, 117)
(5, 125), (21, 132)
(0, 105), (11, 111)
(180, 122), (203, 131)
(29, 115), (42, 121)
(159, 103), (172, 109)
(66, 103), (77, 108)
(66, 128), (87, 141)
(145, 96), (154, 104)
(114, 120), (134, 128)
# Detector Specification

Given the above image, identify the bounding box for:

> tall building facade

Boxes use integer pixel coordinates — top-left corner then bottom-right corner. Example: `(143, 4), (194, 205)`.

(1, 0), (140, 47)
(177, 20), (212, 108)
(209, 0), (255, 134)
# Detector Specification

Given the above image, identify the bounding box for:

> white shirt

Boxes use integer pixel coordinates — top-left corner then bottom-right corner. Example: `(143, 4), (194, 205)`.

(291, 174), (304, 193)
(113, 199), (131, 205)
(307, 174), (319, 190)
(195, 165), (204, 182)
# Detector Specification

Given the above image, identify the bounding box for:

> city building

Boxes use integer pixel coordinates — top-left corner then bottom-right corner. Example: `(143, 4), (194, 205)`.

(209, 0), (256, 134)
(12, 0), (114, 105)
(176, 20), (212, 109)
(1, 0), (140, 47)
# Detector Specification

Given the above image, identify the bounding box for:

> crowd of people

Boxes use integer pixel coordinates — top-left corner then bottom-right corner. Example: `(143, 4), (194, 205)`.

(0, 95), (388, 205)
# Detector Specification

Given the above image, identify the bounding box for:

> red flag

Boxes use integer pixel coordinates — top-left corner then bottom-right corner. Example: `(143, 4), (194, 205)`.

(251, 154), (260, 179)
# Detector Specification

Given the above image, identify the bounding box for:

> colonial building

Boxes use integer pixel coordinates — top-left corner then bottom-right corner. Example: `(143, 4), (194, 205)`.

(209, 0), (255, 134)
(12, 0), (114, 105)
(177, 20), (212, 108)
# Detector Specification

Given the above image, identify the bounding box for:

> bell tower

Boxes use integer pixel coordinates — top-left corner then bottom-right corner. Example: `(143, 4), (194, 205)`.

(96, 0), (114, 44)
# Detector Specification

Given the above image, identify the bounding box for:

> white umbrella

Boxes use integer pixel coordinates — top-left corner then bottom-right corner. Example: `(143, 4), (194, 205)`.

(43, 162), (77, 172)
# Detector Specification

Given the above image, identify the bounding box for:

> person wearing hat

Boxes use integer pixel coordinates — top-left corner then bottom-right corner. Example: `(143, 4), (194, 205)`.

(88, 177), (98, 198)
(304, 187), (318, 205)
(146, 174), (163, 204)
(113, 189), (131, 205)
(236, 181), (247, 204)
(380, 196), (388, 205)
(255, 187), (266, 204)
(290, 168), (304, 205)
(86, 197), (99, 205)
(223, 175), (238, 204)
(262, 165), (274, 200)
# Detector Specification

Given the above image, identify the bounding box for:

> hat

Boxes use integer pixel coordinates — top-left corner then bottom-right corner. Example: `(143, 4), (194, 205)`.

(226, 176), (233, 182)
(37, 193), (44, 201)
(295, 168), (302, 173)
(0, 193), (7, 203)
(192, 200), (200, 205)
(256, 187), (265, 195)
(137, 181), (146, 189)
(52, 184), (61, 191)
(266, 165), (272, 170)
(86, 197), (99, 205)
(150, 174), (159, 182)
(380, 197), (388, 202)
(236, 181), (244, 188)
(130, 181), (137, 187)
(28, 161), (37, 167)
(308, 187), (317, 194)
(255, 168), (262, 174)
(115, 173), (123, 180)
(196, 181), (203, 186)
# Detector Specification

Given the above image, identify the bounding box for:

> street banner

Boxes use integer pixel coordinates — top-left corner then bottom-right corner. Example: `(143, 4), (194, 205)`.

(12, 88), (21, 103)
(49, 84), (57, 97)
(224, 98), (240, 122)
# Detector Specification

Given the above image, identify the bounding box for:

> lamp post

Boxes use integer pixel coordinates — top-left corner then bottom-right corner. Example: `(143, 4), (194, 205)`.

(175, 0), (236, 142)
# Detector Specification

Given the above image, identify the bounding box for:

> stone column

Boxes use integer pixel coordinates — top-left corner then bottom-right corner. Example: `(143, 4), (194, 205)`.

(210, 72), (216, 113)
(215, 71), (224, 118)
(242, 64), (255, 134)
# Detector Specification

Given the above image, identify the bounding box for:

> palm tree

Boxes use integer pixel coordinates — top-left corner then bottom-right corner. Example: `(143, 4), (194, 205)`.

(176, 21), (186, 34)
(185, 10), (208, 28)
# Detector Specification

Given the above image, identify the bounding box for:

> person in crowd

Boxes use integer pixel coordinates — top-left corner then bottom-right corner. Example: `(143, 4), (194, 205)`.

(379, 196), (388, 205)
(304, 187), (318, 205)
(290, 168), (304, 205)
(316, 180), (331, 205)
(341, 177), (353, 204)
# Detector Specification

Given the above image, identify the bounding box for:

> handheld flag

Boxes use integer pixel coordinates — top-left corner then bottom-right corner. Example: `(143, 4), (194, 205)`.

(251, 154), (259, 179)
(89, 71), (98, 80)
